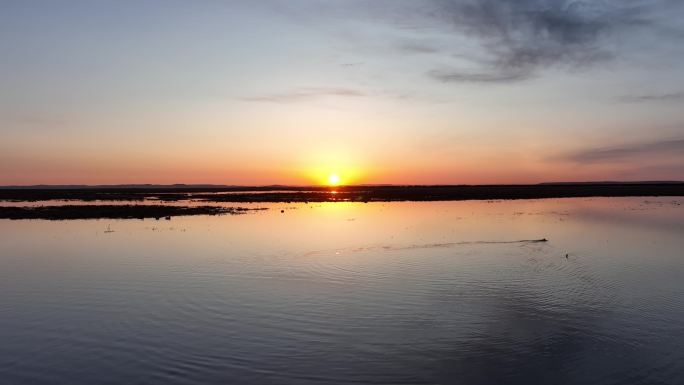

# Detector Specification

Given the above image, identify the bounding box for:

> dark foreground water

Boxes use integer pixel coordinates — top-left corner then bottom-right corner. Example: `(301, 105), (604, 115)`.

(1, 198), (683, 385)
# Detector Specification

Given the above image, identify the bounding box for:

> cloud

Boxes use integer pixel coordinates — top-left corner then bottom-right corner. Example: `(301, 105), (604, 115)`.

(560, 138), (684, 163)
(421, 0), (656, 83)
(619, 91), (684, 103)
(275, 1), (682, 85)
(240, 87), (366, 103)
(428, 68), (532, 83)
(277, 0), (682, 84)
(395, 40), (441, 54)
(2, 113), (71, 132)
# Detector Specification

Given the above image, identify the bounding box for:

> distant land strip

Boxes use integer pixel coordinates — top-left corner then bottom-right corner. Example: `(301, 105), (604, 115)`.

(0, 205), (265, 220)
(0, 183), (683, 203)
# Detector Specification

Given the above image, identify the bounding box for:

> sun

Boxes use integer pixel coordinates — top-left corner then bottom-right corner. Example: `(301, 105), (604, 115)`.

(327, 174), (341, 186)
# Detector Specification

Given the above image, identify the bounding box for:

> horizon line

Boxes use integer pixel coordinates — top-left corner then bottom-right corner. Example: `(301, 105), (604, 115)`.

(1, 180), (683, 189)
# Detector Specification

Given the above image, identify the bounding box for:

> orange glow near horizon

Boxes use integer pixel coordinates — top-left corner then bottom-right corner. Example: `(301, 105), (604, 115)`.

(3, 145), (669, 186)
(301, 152), (364, 186)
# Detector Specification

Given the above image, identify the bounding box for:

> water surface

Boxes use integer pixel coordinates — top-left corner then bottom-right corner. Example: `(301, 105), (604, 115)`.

(1, 198), (683, 384)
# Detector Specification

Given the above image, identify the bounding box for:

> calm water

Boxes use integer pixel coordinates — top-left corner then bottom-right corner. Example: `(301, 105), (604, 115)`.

(1, 198), (683, 385)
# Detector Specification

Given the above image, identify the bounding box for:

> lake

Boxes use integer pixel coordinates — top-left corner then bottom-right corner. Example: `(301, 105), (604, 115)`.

(1, 197), (683, 385)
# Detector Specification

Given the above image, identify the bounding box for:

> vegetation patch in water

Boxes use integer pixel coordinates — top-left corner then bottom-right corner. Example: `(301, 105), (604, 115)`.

(0, 205), (266, 220)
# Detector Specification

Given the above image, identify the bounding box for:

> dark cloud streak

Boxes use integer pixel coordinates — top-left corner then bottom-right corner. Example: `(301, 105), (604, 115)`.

(619, 92), (684, 103)
(395, 40), (441, 54)
(560, 138), (684, 163)
(428, 68), (532, 83)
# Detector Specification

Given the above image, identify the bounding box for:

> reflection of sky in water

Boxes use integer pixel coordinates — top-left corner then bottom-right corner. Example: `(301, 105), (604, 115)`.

(0, 197), (683, 385)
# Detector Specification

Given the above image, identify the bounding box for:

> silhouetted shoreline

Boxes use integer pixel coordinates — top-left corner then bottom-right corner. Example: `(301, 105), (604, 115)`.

(1, 183), (683, 203)
(0, 205), (264, 220)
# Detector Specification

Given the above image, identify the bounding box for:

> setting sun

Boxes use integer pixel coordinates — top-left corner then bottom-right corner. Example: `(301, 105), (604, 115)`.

(328, 174), (341, 186)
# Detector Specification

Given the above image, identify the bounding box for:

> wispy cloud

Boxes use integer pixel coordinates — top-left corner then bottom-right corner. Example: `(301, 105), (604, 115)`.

(3, 113), (71, 132)
(240, 87), (366, 103)
(560, 138), (684, 163)
(428, 68), (532, 83)
(395, 40), (441, 54)
(619, 92), (684, 103)
(278, 0), (682, 84)
(420, 0), (656, 83)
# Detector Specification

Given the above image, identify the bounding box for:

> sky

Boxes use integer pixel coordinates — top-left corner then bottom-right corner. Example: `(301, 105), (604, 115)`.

(1, 0), (683, 185)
